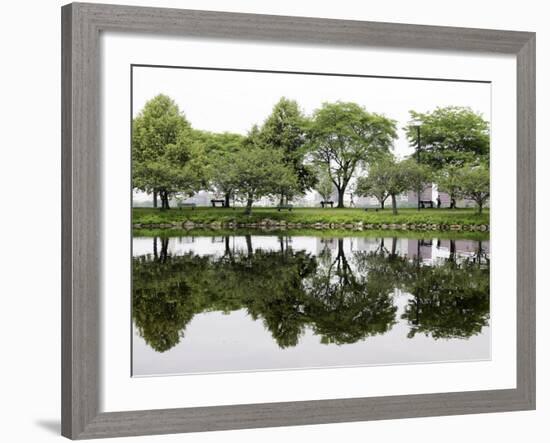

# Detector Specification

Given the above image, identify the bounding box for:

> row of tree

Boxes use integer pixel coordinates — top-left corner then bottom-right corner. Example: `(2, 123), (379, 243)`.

(132, 94), (490, 212)
(355, 157), (490, 214)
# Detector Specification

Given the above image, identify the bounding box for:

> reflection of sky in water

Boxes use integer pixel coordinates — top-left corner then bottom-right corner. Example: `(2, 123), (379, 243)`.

(132, 235), (490, 377)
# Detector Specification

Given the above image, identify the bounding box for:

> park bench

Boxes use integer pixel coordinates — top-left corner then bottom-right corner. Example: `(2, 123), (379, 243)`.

(177, 202), (196, 210)
(320, 200), (334, 208)
(277, 204), (293, 211)
(419, 200), (434, 209)
(210, 199), (226, 207)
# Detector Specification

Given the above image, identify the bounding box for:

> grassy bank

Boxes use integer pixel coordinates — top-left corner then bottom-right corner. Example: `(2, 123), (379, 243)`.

(134, 226), (490, 241)
(133, 207), (489, 227)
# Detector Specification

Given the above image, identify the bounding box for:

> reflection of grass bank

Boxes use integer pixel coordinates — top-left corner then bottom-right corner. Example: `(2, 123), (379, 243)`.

(133, 207), (489, 229)
(133, 227), (490, 241)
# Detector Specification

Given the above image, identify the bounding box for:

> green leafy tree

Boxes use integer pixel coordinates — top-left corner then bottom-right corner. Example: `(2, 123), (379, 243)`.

(194, 131), (245, 207)
(355, 161), (392, 209)
(388, 161), (409, 215)
(315, 169), (335, 203)
(132, 94), (190, 207)
(259, 98), (316, 204)
(457, 163), (490, 214)
(309, 102), (397, 208)
(404, 106), (490, 170)
(436, 164), (462, 209)
(133, 128), (204, 209)
(230, 145), (298, 214)
(357, 156), (411, 215)
(401, 158), (432, 211)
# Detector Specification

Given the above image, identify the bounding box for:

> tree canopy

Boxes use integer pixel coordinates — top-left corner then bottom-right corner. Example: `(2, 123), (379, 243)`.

(257, 98), (316, 202)
(404, 106), (490, 169)
(132, 94), (195, 208)
(309, 102), (397, 208)
(194, 131), (245, 206)
(315, 169), (335, 203)
(227, 143), (298, 214)
(357, 156), (428, 214)
(435, 164), (462, 204)
(455, 163), (490, 214)
(355, 161), (391, 209)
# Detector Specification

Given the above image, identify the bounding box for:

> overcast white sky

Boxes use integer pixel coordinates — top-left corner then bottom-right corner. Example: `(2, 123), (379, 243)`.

(132, 66), (491, 159)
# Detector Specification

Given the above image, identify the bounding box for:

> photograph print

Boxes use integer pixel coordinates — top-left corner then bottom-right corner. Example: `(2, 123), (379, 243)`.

(131, 65), (491, 377)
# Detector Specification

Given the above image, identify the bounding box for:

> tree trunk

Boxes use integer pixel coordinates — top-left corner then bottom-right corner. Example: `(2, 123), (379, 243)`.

(244, 197), (253, 215)
(279, 192), (285, 207)
(391, 194), (398, 215)
(391, 237), (397, 256)
(160, 191), (170, 210)
(337, 188), (345, 208)
(450, 239), (456, 262)
(160, 237), (169, 262)
(224, 236), (230, 256)
(336, 238), (352, 284)
(380, 199), (385, 210)
(476, 240), (483, 264)
(478, 201), (483, 214)
(245, 235), (253, 257)
(224, 192), (231, 208)
(153, 190), (158, 208)
(224, 236), (234, 261)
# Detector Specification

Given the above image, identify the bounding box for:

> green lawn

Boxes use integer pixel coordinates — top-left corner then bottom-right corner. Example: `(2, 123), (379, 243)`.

(134, 226), (489, 241)
(133, 206), (489, 227)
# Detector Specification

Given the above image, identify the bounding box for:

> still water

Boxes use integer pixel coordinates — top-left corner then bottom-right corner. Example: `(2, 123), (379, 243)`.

(132, 232), (490, 376)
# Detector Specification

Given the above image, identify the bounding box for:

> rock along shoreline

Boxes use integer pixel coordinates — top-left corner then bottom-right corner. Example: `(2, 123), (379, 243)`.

(133, 219), (489, 232)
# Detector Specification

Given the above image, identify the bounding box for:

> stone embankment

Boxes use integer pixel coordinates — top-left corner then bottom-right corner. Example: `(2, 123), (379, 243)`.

(133, 219), (489, 232)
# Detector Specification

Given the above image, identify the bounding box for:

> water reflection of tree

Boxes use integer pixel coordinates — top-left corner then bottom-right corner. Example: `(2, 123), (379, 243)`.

(305, 238), (398, 344)
(133, 237), (318, 351)
(133, 235), (490, 353)
(133, 251), (213, 352)
(133, 236), (398, 351)
(400, 256), (490, 340)
(350, 237), (490, 340)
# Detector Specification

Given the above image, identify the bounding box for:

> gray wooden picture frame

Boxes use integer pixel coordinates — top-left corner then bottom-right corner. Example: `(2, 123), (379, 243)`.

(61, 2), (536, 439)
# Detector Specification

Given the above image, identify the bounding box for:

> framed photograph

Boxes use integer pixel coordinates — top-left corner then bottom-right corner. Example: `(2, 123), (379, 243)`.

(61, 2), (535, 439)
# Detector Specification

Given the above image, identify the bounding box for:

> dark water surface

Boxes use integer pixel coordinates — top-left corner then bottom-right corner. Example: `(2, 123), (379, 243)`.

(132, 232), (490, 376)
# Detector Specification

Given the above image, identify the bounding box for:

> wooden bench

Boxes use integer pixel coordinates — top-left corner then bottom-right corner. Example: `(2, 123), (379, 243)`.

(210, 199), (226, 207)
(320, 200), (334, 208)
(277, 204), (293, 211)
(419, 200), (434, 209)
(177, 202), (196, 210)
